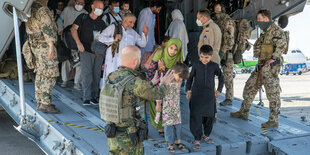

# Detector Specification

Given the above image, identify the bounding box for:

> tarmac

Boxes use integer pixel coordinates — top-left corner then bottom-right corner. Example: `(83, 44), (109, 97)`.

(0, 71), (310, 154)
(0, 113), (44, 155)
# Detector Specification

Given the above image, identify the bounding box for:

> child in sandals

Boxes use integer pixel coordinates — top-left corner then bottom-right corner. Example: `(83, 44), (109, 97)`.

(186, 45), (224, 149)
(156, 62), (189, 152)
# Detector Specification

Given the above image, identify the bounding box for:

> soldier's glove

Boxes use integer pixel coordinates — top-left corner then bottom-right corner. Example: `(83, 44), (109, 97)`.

(219, 51), (225, 60)
(270, 59), (280, 67)
(221, 59), (227, 67)
(129, 132), (139, 145)
(136, 120), (148, 142)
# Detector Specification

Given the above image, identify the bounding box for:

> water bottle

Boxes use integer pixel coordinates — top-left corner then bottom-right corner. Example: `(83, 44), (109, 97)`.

(154, 112), (161, 124)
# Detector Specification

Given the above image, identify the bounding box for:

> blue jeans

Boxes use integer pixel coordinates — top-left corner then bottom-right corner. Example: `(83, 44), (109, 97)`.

(164, 124), (182, 145)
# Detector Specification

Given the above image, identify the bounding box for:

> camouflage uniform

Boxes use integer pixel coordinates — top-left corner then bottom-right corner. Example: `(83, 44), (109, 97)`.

(102, 66), (167, 155)
(24, 2), (59, 106)
(214, 13), (235, 103)
(232, 22), (287, 126)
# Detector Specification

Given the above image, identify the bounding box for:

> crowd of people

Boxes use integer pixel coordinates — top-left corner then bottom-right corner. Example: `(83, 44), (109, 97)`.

(22, 0), (288, 154)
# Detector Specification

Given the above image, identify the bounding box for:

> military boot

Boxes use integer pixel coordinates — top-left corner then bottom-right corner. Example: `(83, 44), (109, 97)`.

(230, 111), (248, 120)
(261, 121), (278, 128)
(39, 104), (61, 114)
(220, 99), (232, 106)
(37, 103), (56, 110)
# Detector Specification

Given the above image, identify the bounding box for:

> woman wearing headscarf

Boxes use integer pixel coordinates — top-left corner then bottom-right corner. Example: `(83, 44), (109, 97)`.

(146, 38), (183, 137)
(165, 9), (189, 62)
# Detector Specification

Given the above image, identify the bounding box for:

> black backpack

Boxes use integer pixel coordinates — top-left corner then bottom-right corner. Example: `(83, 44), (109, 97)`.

(56, 39), (72, 63)
(62, 14), (88, 50)
(105, 12), (122, 25)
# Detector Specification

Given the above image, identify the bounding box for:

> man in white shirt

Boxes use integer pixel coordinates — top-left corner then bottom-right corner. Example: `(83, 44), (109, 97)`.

(57, 0), (87, 90)
(102, 0), (122, 26)
(99, 13), (148, 86)
(136, 1), (163, 57)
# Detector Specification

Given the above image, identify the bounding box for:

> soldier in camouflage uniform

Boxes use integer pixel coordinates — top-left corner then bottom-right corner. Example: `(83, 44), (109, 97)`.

(101, 46), (174, 154)
(22, 1), (60, 113)
(231, 10), (288, 128)
(213, 3), (236, 105)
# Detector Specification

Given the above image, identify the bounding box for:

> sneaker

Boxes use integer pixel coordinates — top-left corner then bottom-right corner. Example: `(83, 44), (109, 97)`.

(220, 99), (232, 106)
(261, 121), (278, 128)
(90, 99), (99, 105)
(73, 83), (82, 90)
(60, 81), (68, 88)
(83, 100), (91, 106)
(230, 111), (249, 120)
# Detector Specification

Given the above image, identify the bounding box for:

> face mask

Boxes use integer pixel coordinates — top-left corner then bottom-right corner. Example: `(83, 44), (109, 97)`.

(196, 19), (203, 27)
(75, 5), (83, 11)
(257, 21), (272, 31)
(113, 7), (120, 13)
(94, 8), (103, 16)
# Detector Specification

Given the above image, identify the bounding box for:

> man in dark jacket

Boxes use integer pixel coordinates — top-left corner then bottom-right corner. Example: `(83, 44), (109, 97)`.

(186, 45), (224, 149)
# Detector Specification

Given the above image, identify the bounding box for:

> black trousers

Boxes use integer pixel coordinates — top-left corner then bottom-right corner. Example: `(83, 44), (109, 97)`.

(190, 114), (215, 141)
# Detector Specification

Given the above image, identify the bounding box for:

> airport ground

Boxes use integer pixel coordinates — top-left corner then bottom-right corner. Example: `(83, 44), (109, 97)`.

(1, 72), (310, 154)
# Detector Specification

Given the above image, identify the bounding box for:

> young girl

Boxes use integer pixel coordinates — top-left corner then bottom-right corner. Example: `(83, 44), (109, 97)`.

(142, 36), (170, 72)
(146, 38), (182, 137)
(156, 62), (189, 152)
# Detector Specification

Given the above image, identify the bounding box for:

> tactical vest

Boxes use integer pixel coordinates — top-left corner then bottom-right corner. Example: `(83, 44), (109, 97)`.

(99, 74), (135, 124)
(260, 30), (274, 60)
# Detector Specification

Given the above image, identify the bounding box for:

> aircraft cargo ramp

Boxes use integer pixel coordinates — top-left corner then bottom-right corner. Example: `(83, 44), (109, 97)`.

(0, 79), (310, 155)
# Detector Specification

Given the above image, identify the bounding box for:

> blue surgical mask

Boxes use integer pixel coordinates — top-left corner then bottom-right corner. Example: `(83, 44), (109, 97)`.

(113, 7), (120, 14)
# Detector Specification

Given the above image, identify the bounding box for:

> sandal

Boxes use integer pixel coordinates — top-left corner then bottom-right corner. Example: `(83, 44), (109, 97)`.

(202, 136), (214, 144)
(158, 131), (164, 137)
(167, 144), (175, 153)
(175, 143), (186, 151)
(193, 141), (200, 150)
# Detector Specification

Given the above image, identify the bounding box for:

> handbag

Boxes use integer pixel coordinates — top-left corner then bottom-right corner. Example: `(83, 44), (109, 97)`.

(56, 39), (72, 63)
(91, 39), (111, 56)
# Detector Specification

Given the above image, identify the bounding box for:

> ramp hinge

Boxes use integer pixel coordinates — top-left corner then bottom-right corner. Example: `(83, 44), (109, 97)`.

(1, 86), (6, 96)
(10, 94), (17, 107)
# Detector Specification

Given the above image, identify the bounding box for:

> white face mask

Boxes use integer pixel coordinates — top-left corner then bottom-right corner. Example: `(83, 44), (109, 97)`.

(196, 19), (203, 27)
(75, 5), (83, 11)
(94, 8), (103, 16)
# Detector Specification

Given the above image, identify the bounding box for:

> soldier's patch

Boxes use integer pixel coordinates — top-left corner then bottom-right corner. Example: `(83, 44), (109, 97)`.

(204, 35), (207, 39)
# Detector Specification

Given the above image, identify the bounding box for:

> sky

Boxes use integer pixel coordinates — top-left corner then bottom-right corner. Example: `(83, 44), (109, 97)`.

(285, 5), (310, 58)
